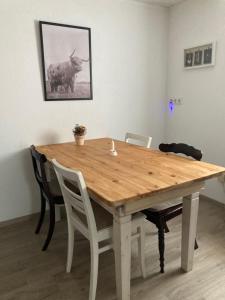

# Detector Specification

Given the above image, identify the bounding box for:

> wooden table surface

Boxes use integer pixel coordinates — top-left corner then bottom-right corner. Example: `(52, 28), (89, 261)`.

(36, 138), (225, 206)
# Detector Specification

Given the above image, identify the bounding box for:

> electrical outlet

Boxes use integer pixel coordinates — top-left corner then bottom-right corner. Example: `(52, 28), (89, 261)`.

(170, 98), (183, 105)
(169, 98), (175, 104)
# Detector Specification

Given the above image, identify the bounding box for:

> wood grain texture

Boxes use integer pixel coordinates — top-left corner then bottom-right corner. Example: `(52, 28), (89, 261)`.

(36, 138), (225, 206)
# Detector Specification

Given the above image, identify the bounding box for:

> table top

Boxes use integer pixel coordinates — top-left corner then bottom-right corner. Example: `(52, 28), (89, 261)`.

(36, 138), (225, 206)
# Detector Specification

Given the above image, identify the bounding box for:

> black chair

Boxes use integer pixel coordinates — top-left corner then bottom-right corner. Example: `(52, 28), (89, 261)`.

(30, 145), (64, 251)
(143, 143), (202, 273)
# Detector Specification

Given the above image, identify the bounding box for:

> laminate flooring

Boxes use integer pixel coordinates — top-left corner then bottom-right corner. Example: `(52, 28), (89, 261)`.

(0, 196), (225, 300)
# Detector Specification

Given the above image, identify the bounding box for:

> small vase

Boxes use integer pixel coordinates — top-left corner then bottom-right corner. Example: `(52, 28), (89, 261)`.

(75, 135), (85, 145)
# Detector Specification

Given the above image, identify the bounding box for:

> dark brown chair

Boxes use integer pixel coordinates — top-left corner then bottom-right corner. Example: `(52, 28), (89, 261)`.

(30, 145), (64, 251)
(143, 143), (202, 273)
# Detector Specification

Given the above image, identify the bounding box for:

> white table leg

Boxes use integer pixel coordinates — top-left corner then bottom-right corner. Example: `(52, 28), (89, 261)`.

(181, 192), (199, 272)
(113, 214), (132, 300)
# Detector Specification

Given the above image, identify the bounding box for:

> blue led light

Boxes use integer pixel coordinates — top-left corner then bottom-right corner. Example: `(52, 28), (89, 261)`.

(169, 100), (175, 112)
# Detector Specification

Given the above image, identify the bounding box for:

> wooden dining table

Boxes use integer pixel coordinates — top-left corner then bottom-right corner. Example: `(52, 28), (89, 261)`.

(36, 138), (225, 300)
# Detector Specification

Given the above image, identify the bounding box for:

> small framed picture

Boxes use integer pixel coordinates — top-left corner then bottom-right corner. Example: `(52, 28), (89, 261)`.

(185, 52), (193, 67)
(184, 42), (216, 69)
(204, 47), (212, 64)
(194, 50), (203, 66)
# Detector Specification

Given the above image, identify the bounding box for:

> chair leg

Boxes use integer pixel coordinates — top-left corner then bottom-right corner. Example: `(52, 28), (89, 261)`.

(42, 201), (55, 251)
(157, 220), (165, 273)
(35, 192), (46, 234)
(89, 242), (99, 300)
(66, 222), (75, 273)
(164, 222), (170, 233)
(137, 225), (146, 278)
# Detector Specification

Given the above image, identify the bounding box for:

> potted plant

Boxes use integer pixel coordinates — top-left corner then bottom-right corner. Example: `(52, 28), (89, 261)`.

(73, 124), (87, 145)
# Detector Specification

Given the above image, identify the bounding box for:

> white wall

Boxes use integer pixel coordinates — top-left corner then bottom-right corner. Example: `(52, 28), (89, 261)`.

(167, 0), (225, 203)
(0, 0), (168, 221)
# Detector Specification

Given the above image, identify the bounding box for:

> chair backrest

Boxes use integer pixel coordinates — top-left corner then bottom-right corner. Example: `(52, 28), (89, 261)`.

(30, 145), (51, 195)
(159, 143), (202, 161)
(125, 132), (152, 148)
(52, 159), (98, 240)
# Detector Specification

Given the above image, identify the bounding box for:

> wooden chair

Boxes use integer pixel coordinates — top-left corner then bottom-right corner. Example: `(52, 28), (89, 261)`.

(143, 143), (202, 273)
(125, 132), (152, 148)
(52, 159), (147, 300)
(30, 145), (64, 251)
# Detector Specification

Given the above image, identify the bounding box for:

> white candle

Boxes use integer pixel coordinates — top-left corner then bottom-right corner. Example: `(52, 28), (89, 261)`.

(112, 140), (115, 151)
(110, 140), (118, 156)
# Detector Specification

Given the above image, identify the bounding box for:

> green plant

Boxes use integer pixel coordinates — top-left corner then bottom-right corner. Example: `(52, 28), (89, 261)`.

(72, 124), (87, 136)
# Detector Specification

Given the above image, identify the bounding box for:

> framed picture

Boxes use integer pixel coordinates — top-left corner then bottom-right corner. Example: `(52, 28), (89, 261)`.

(185, 52), (193, 67)
(194, 50), (203, 66)
(39, 21), (93, 101)
(184, 42), (216, 70)
(204, 47), (212, 64)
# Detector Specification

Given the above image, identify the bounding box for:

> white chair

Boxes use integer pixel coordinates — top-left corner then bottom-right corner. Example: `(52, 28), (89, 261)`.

(125, 132), (152, 148)
(52, 159), (146, 300)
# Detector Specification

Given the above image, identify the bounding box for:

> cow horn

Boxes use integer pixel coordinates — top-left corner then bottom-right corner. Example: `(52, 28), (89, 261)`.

(70, 49), (76, 57)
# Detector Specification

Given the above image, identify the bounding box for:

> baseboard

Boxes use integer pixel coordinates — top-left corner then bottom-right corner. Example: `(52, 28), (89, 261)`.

(0, 207), (67, 228)
(0, 212), (39, 228)
(200, 194), (225, 208)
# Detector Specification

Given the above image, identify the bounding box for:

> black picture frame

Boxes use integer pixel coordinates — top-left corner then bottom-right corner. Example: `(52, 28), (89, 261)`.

(39, 21), (93, 101)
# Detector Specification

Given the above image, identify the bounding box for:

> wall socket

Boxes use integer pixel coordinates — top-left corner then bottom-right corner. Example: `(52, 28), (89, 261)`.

(170, 98), (183, 105)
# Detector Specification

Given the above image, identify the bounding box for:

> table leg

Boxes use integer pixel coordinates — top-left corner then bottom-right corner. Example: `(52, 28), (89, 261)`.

(181, 192), (199, 272)
(113, 214), (132, 300)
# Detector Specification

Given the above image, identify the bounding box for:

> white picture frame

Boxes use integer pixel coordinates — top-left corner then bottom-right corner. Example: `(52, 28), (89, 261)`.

(184, 42), (216, 70)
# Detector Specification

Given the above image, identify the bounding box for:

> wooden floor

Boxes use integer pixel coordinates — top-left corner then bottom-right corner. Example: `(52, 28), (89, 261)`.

(0, 197), (225, 300)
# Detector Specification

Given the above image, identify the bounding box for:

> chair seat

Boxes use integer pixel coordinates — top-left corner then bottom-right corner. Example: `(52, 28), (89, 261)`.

(75, 201), (146, 232)
(49, 179), (62, 196)
(92, 202), (113, 230)
(63, 179), (146, 236)
(65, 180), (146, 230)
(93, 203), (146, 230)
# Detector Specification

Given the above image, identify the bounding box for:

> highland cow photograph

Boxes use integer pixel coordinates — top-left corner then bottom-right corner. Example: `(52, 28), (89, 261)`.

(39, 21), (92, 101)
